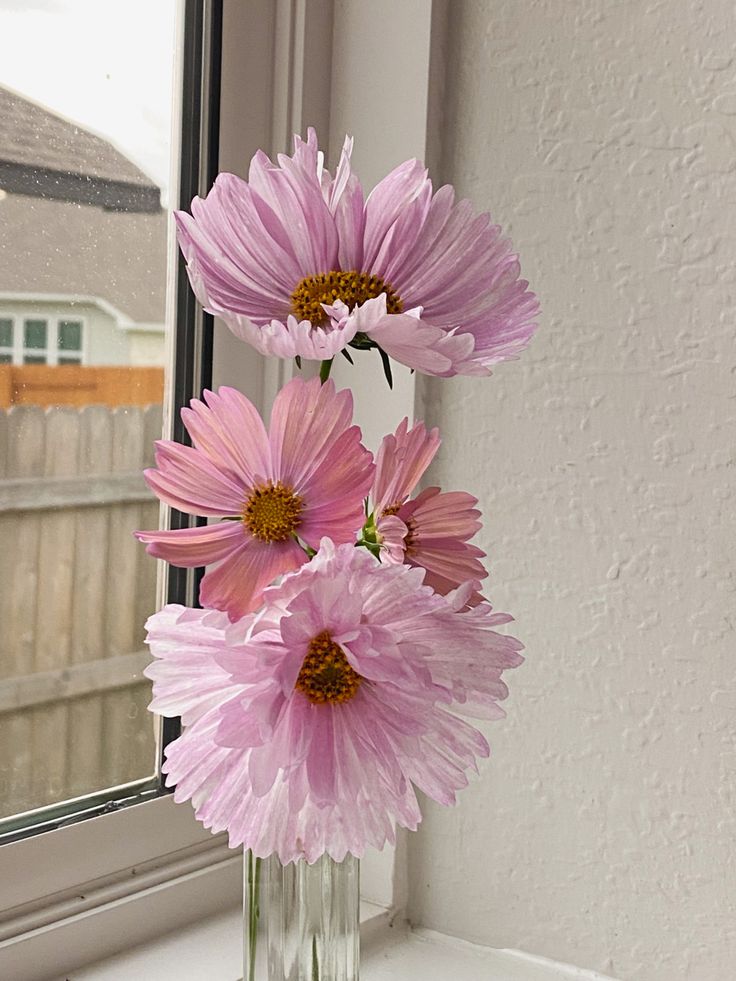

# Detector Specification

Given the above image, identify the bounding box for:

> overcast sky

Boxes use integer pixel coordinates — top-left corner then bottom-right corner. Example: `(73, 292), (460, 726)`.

(0, 0), (178, 196)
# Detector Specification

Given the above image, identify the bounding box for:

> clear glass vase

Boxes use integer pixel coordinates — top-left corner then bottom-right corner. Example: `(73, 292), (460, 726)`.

(243, 850), (360, 981)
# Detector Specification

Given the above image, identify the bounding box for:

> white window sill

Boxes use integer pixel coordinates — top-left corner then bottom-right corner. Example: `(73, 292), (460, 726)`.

(65, 905), (619, 981)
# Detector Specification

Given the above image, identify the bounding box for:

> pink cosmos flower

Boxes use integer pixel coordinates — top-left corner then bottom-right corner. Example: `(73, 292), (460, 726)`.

(175, 129), (538, 378)
(144, 540), (523, 864)
(372, 418), (488, 602)
(135, 377), (373, 620)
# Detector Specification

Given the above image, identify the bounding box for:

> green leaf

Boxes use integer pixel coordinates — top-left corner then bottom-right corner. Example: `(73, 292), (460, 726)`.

(378, 347), (393, 389)
(349, 331), (374, 350)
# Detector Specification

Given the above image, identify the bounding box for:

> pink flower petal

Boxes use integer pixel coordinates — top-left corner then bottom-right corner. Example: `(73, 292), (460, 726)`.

(269, 377), (355, 486)
(408, 487), (482, 539)
(409, 544), (488, 588)
(362, 158), (430, 271)
(135, 521), (246, 567)
(182, 387), (271, 487)
(372, 418), (441, 513)
(144, 604), (242, 725)
(144, 441), (246, 516)
(347, 295), (472, 376)
(375, 515), (408, 564)
(199, 536), (307, 620)
(328, 137), (365, 270)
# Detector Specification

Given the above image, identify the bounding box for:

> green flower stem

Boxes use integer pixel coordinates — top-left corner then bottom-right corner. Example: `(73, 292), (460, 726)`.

(319, 358), (334, 384)
(247, 852), (262, 981)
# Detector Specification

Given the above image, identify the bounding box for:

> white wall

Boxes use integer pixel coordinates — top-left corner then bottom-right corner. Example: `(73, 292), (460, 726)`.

(408, 2), (736, 980)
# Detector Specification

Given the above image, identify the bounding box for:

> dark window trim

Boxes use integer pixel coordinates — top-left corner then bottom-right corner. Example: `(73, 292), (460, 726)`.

(162, 0), (223, 754)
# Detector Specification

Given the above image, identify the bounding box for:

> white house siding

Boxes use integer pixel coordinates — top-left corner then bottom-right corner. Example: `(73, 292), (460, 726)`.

(127, 329), (166, 367)
(83, 304), (128, 365)
(408, 3), (736, 981)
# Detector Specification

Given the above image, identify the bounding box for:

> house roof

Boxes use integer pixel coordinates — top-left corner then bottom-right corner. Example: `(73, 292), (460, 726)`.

(0, 85), (161, 213)
(0, 86), (168, 324)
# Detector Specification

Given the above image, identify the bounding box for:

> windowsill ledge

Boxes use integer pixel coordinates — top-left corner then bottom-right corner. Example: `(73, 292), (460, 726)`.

(66, 905), (620, 981)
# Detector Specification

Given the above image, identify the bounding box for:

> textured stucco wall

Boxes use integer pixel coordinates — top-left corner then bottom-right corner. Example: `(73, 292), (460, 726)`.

(408, 2), (736, 979)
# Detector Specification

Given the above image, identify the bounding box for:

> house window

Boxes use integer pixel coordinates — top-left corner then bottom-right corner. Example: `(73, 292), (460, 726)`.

(23, 319), (47, 361)
(58, 319), (83, 364)
(0, 315), (85, 365)
(0, 317), (11, 363)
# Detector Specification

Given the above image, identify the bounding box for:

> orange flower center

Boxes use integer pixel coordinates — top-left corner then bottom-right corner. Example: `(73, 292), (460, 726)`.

(295, 630), (362, 705)
(242, 481), (304, 542)
(291, 270), (403, 327)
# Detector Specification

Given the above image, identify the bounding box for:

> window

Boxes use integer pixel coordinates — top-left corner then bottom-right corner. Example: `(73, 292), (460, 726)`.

(0, 0), (182, 831)
(0, 0), (219, 858)
(0, 318), (11, 363)
(0, 0), (235, 960)
(58, 319), (83, 363)
(0, 79), (172, 825)
(0, 314), (85, 365)
(23, 318), (47, 362)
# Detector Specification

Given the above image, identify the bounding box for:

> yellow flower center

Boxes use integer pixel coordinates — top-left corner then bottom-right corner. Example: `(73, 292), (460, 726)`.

(295, 630), (362, 705)
(291, 270), (403, 327)
(242, 481), (304, 542)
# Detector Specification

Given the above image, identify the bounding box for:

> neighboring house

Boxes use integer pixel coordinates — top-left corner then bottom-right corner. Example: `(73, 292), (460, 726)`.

(0, 85), (167, 368)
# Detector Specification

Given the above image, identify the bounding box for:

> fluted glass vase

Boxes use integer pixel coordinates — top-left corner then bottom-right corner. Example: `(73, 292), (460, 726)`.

(243, 851), (360, 981)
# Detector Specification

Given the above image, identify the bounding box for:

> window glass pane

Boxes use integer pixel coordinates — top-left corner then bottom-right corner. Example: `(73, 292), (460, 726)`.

(23, 320), (47, 350)
(0, 319), (11, 348)
(0, 0), (178, 825)
(0, 354), (11, 364)
(58, 320), (82, 351)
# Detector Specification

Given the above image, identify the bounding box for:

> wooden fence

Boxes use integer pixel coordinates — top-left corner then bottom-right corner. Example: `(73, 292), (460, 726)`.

(0, 403), (163, 818)
(0, 365), (165, 409)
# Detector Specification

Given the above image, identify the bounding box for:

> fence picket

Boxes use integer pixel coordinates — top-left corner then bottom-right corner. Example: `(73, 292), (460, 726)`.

(103, 407), (157, 788)
(65, 406), (113, 799)
(134, 405), (163, 656)
(0, 407), (46, 816)
(31, 409), (81, 807)
(134, 405), (163, 771)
